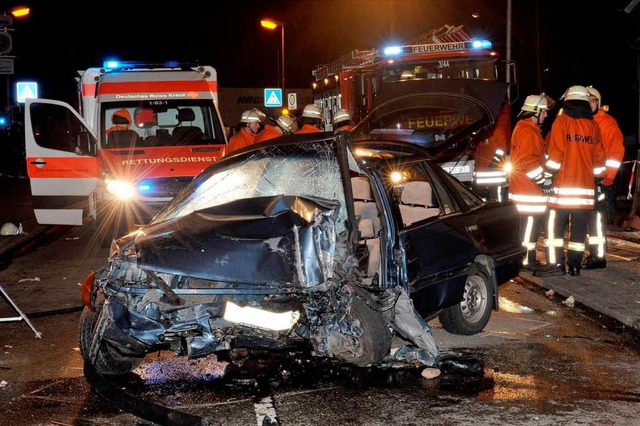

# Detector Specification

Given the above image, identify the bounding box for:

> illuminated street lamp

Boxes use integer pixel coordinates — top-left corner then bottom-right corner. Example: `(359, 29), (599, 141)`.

(10, 6), (30, 18)
(260, 18), (285, 93)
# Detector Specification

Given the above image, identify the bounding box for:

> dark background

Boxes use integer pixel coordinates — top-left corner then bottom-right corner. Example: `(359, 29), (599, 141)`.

(4, 0), (640, 136)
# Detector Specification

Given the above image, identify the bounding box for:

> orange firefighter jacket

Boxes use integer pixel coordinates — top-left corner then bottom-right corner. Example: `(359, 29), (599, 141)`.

(296, 124), (321, 134)
(226, 127), (257, 155)
(254, 124), (282, 144)
(507, 119), (547, 214)
(473, 103), (510, 187)
(545, 114), (606, 210)
(593, 108), (625, 181)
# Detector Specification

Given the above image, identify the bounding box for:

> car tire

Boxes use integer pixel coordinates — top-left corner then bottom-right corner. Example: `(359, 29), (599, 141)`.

(439, 268), (493, 335)
(334, 292), (392, 367)
(79, 298), (143, 376)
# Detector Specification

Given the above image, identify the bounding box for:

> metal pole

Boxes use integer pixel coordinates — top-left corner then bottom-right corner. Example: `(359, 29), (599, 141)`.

(505, 0), (512, 101)
(281, 24), (285, 93)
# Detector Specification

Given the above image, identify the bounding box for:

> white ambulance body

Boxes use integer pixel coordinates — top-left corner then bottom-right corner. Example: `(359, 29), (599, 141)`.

(25, 61), (228, 233)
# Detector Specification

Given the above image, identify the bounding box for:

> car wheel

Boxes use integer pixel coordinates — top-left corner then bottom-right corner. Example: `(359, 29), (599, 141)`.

(334, 292), (392, 367)
(79, 299), (143, 376)
(439, 268), (493, 335)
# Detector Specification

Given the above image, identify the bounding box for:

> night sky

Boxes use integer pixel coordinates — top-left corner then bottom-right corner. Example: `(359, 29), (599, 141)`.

(5, 0), (640, 135)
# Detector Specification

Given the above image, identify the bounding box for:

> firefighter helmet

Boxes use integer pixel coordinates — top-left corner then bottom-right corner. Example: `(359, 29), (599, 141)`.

(562, 85), (590, 102)
(240, 108), (267, 124)
(586, 86), (601, 106)
(301, 104), (323, 120)
(275, 114), (298, 134)
(333, 109), (352, 125)
(1, 222), (21, 236)
(521, 94), (552, 113)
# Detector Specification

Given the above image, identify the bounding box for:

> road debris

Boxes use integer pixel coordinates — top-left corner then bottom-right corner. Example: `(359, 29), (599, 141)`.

(562, 295), (575, 308)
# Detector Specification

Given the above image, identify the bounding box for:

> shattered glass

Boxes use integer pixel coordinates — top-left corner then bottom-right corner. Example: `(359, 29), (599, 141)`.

(154, 141), (348, 234)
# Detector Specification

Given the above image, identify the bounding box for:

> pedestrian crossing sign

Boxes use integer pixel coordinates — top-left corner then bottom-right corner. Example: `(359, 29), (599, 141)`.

(264, 88), (283, 107)
(16, 81), (38, 104)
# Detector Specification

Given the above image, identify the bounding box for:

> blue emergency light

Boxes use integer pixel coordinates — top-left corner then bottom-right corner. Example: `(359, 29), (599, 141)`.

(138, 182), (152, 192)
(471, 39), (492, 49)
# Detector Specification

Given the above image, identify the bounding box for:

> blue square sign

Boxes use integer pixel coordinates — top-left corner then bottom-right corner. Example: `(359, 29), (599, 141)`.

(16, 81), (38, 103)
(264, 88), (282, 107)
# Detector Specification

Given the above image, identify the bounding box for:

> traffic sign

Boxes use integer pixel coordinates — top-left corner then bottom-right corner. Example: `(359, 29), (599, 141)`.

(264, 88), (282, 107)
(16, 81), (38, 103)
(287, 93), (297, 110)
(0, 58), (13, 74)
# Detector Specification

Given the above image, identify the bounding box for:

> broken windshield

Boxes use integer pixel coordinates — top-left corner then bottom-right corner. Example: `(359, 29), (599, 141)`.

(153, 140), (348, 232)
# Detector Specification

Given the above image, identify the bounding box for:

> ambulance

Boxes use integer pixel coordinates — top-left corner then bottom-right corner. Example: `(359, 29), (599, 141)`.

(24, 60), (228, 238)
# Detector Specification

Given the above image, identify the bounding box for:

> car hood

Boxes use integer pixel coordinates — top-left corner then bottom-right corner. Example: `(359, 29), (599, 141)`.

(351, 79), (508, 155)
(123, 194), (342, 288)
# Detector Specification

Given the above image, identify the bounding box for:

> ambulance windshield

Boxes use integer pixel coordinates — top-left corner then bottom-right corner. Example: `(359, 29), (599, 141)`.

(101, 100), (225, 148)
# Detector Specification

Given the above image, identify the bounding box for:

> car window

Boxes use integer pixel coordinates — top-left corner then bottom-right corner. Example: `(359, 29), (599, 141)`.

(377, 162), (452, 229)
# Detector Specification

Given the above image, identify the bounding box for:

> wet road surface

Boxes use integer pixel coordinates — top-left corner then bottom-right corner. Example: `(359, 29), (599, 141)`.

(2, 224), (640, 425)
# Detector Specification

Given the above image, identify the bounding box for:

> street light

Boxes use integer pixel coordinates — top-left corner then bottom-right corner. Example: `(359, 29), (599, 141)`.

(260, 18), (285, 93)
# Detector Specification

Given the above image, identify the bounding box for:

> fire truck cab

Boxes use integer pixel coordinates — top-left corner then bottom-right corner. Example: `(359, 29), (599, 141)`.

(24, 61), (228, 236)
(312, 25), (513, 196)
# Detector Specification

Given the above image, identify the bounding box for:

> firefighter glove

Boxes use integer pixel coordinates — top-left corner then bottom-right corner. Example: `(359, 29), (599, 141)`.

(540, 178), (554, 195)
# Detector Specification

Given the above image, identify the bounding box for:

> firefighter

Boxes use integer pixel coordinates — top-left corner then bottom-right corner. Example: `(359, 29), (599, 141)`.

(296, 104), (324, 134)
(472, 103), (510, 202)
(535, 85), (607, 277)
(105, 109), (132, 135)
(254, 114), (298, 144)
(508, 93), (555, 273)
(333, 108), (354, 131)
(226, 108), (266, 155)
(583, 86), (625, 270)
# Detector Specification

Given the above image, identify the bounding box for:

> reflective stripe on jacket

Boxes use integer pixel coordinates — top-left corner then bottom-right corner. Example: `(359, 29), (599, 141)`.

(508, 119), (547, 214)
(593, 109), (625, 181)
(545, 114), (606, 210)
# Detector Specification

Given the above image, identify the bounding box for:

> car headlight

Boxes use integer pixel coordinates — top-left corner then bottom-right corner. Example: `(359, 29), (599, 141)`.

(105, 176), (135, 200)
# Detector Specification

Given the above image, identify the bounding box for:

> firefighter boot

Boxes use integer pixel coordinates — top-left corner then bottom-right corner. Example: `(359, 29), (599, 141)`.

(533, 263), (566, 277)
(582, 256), (607, 270)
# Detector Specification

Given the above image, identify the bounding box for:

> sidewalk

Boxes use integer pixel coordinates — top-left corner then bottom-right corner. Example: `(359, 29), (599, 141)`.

(518, 231), (640, 332)
(1, 176), (640, 332)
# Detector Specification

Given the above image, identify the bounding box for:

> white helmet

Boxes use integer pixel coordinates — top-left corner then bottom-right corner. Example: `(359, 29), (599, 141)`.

(275, 114), (298, 134)
(563, 85), (590, 102)
(586, 86), (601, 106)
(240, 108), (267, 124)
(333, 108), (352, 125)
(1, 222), (22, 236)
(521, 94), (552, 113)
(301, 104), (323, 120)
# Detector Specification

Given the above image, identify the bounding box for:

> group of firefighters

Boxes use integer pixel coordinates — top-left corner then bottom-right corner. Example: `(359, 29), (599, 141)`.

(505, 85), (624, 277)
(226, 104), (354, 154)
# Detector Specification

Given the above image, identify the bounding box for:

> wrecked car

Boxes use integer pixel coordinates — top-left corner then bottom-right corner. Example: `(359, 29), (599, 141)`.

(79, 84), (525, 376)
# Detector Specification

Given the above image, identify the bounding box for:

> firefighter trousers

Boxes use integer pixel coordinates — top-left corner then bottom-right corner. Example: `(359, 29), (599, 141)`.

(544, 208), (589, 269)
(587, 200), (608, 261)
(520, 214), (545, 265)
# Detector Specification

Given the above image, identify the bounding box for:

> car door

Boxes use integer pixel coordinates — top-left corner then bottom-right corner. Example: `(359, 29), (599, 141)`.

(25, 99), (99, 225)
(380, 159), (479, 316)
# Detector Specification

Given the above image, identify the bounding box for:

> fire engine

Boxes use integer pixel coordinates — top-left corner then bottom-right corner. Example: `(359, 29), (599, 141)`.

(24, 60), (228, 239)
(311, 25), (513, 195)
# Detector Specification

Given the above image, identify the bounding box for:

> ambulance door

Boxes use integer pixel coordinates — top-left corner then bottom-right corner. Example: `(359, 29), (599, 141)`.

(25, 99), (99, 225)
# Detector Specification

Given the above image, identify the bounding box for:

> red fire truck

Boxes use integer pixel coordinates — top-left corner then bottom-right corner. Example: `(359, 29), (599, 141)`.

(311, 25), (513, 195)
(24, 61), (228, 240)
